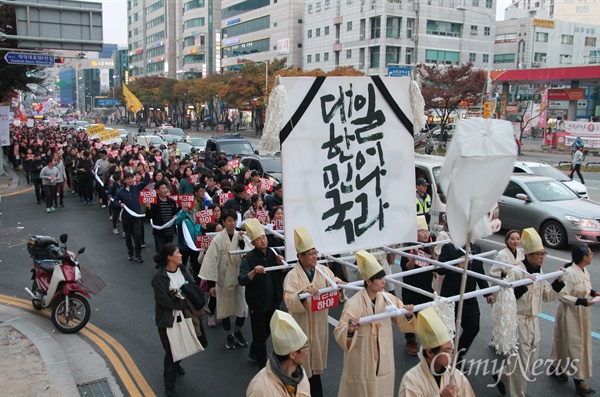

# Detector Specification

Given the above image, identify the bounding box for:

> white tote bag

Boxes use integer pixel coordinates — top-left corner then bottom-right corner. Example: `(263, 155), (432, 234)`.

(166, 310), (204, 362)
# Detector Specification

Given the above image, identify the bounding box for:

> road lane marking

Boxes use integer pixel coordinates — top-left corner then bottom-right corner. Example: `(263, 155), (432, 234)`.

(0, 186), (34, 197)
(0, 295), (155, 397)
(538, 312), (600, 340)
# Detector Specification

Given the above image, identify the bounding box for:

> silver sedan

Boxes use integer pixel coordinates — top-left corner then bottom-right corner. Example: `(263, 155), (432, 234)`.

(498, 174), (600, 249)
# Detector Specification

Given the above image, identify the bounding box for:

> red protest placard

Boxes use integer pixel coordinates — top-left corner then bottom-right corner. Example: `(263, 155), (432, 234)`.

(256, 210), (269, 224)
(26, 154), (34, 161)
(219, 192), (233, 205)
(189, 174), (199, 184)
(195, 209), (214, 224)
(139, 189), (157, 204)
(110, 150), (119, 158)
(195, 235), (214, 250)
(138, 153), (146, 165)
(260, 178), (274, 192)
(124, 144), (132, 152)
(228, 159), (240, 170)
(245, 183), (258, 197)
(154, 155), (162, 163)
(271, 219), (284, 231)
(311, 291), (339, 312)
(94, 142), (102, 149)
(177, 194), (195, 209)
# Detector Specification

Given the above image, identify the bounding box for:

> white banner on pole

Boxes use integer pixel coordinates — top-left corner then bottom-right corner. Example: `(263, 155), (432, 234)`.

(0, 106), (10, 146)
(279, 77), (416, 260)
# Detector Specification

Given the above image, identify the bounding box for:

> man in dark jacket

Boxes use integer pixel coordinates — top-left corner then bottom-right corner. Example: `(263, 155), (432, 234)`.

(150, 180), (179, 253)
(112, 167), (151, 262)
(223, 183), (251, 215)
(31, 152), (45, 204)
(438, 241), (494, 367)
(263, 183), (283, 211)
(238, 219), (286, 368)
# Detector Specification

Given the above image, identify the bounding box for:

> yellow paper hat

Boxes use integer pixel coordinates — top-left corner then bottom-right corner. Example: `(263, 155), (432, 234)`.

(270, 310), (308, 355)
(244, 218), (265, 242)
(521, 227), (543, 254)
(417, 215), (428, 231)
(416, 306), (451, 350)
(294, 226), (315, 254)
(356, 250), (383, 281)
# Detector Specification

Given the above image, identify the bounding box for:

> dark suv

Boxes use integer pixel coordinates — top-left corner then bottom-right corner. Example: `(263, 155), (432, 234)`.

(205, 134), (258, 167)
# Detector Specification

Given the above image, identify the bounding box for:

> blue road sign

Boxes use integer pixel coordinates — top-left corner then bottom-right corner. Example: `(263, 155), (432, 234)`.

(388, 66), (412, 77)
(97, 99), (122, 106)
(4, 52), (55, 66)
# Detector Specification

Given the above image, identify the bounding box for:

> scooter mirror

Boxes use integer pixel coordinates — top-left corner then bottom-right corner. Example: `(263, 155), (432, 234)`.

(60, 234), (68, 243)
(78, 247), (86, 255)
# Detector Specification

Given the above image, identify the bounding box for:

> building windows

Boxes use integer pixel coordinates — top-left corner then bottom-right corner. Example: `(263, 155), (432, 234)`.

(533, 52), (547, 62)
(316, 1), (321, 11)
(147, 61), (165, 72)
(347, 21), (353, 31)
(145, 0), (164, 15)
(370, 46), (380, 68)
(316, 28), (321, 37)
(184, 54), (205, 65)
(308, 30), (313, 38)
(221, 0), (269, 19)
(472, 0), (479, 5)
(146, 15), (164, 29)
(222, 38), (270, 57)
(407, 18), (414, 39)
(324, 52), (329, 61)
(308, 4), (313, 13)
(469, 52), (476, 62)
(183, 0), (204, 12)
(405, 47), (414, 64)
(386, 17), (401, 38)
(425, 49), (460, 64)
(370, 16), (381, 39)
(536, 32), (548, 42)
(307, 54), (312, 63)
(559, 54), (572, 64)
(147, 46), (165, 58)
(223, 16), (270, 36)
(325, 26), (330, 35)
(426, 20), (461, 37)
(385, 46), (401, 66)
(346, 49), (352, 58)
(561, 34), (573, 44)
(183, 35), (204, 48)
(316, 53), (321, 62)
(585, 37), (597, 46)
(493, 53), (516, 63)
(146, 31), (165, 44)
(183, 18), (205, 30)
(483, 53), (489, 64)
(325, 0), (330, 9)
(470, 25), (478, 35)
(486, 0), (493, 7)
(484, 26), (491, 36)
(359, 47), (365, 68)
(360, 19), (366, 40)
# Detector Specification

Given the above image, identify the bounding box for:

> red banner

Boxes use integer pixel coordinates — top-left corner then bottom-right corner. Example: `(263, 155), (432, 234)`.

(256, 210), (269, 223)
(271, 219), (284, 231)
(189, 174), (199, 184)
(110, 150), (119, 158)
(547, 89), (585, 101)
(228, 159), (240, 170)
(245, 183), (258, 196)
(260, 178), (274, 192)
(139, 189), (157, 204)
(219, 192), (233, 205)
(195, 209), (214, 224)
(175, 194), (195, 208)
(195, 235), (214, 250)
(311, 291), (339, 312)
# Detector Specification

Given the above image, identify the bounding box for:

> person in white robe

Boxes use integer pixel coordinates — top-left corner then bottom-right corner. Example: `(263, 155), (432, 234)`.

(550, 243), (597, 395)
(398, 306), (475, 397)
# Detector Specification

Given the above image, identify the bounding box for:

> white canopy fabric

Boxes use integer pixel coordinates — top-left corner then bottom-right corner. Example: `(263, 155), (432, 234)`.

(439, 118), (518, 247)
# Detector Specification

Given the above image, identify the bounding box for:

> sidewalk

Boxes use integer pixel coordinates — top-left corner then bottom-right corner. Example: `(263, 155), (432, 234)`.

(0, 302), (122, 397)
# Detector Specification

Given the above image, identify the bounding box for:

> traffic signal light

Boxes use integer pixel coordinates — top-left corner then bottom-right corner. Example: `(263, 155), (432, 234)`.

(55, 57), (65, 64)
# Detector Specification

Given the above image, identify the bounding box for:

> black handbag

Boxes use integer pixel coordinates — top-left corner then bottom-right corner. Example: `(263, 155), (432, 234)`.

(181, 283), (206, 309)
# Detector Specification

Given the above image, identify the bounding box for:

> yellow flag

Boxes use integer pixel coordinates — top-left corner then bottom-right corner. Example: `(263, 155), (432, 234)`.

(122, 83), (143, 113)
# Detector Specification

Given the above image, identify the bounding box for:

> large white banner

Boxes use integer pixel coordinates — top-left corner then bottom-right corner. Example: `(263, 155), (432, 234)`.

(280, 77), (416, 260)
(0, 106), (10, 146)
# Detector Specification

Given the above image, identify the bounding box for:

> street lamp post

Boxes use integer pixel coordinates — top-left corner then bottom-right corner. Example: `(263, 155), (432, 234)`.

(457, 6), (494, 117)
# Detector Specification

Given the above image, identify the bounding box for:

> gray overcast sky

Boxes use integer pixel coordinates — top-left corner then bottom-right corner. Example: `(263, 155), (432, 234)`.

(89, 0), (513, 46)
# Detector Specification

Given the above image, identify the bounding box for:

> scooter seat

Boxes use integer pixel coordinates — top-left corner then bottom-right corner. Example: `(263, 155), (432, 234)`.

(39, 260), (58, 273)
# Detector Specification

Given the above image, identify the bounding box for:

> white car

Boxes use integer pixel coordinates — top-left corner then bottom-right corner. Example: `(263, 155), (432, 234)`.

(513, 161), (588, 198)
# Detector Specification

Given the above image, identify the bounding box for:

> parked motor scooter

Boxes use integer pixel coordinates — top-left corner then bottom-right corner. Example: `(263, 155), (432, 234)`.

(24, 234), (91, 333)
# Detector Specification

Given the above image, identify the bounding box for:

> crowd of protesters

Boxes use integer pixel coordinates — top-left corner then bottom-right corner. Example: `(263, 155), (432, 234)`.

(7, 123), (597, 397)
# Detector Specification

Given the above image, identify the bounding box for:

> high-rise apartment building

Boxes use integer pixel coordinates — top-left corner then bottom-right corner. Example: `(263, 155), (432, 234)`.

(302, 0), (496, 75)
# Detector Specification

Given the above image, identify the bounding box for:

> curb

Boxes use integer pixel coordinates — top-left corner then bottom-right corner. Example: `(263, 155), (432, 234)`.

(2, 316), (79, 397)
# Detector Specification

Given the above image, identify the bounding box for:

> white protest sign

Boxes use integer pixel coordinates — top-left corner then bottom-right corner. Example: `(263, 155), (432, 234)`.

(279, 76), (416, 260)
(0, 106), (10, 146)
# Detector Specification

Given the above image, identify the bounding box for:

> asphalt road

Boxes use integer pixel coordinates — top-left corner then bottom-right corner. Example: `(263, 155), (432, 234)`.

(0, 130), (598, 396)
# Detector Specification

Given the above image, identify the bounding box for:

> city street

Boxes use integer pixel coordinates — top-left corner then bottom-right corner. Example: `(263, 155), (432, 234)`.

(0, 136), (598, 396)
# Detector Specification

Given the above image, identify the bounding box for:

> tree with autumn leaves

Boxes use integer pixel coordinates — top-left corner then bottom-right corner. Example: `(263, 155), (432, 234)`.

(120, 58), (364, 127)
(418, 62), (486, 136)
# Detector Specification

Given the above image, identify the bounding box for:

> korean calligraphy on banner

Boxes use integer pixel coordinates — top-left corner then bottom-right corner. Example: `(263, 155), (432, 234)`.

(279, 77), (417, 260)
(260, 178), (274, 192)
(175, 194), (195, 209)
(219, 192), (233, 205)
(140, 189), (157, 204)
(245, 183), (259, 196)
(195, 235), (213, 250)
(256, 210), (269, 224)
(195, 209), (214, 224)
